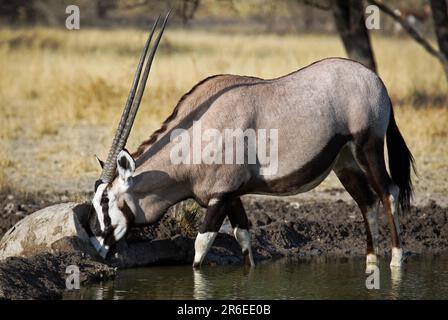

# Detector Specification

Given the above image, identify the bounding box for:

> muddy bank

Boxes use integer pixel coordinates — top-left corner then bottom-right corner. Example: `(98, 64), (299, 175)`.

(246, 198), (448, 259)
(143, 197), (448, 264)
(0, 237), (115, 299)
(0, 191), (447, 299)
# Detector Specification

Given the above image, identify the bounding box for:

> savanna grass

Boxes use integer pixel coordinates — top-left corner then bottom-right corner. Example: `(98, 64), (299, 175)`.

(0, 27), (446, 195)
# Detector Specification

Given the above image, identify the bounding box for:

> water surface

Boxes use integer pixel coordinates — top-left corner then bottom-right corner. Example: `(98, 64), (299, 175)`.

(65, 255), (448, 300)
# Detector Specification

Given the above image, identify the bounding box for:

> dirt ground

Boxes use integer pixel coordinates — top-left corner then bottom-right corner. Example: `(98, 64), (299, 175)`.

(1, 190), (447, 257)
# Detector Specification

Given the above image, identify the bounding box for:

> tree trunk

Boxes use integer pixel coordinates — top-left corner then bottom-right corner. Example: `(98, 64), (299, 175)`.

(332, 0), (377, 71)
(97, 0), (117, 19)
(181, 0), (200, 25)
(304, 4), (314, 30)
(430, 0), (448, 80)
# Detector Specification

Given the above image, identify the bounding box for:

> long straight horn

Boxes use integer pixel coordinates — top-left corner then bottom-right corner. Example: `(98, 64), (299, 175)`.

(114, 10), (172, 161)
(100, 15), (161, 184)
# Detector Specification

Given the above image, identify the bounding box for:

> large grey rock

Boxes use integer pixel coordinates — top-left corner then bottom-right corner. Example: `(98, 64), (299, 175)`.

(0, 202), (91, 260)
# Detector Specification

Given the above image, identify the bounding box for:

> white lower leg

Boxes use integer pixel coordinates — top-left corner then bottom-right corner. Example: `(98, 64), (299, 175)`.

(390, 247), (403, 267)
(193, 232), (217, 267)
(366, 253), (378, 265)
(234, 227), (255, 266)
(366, 203), (379, 266)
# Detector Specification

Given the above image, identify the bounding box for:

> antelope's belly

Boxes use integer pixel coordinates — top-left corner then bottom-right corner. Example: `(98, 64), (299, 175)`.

(249, 134), (349, 195)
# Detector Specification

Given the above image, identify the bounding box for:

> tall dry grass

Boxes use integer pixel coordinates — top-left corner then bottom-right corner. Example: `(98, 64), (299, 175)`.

(0, 27), (446, 195)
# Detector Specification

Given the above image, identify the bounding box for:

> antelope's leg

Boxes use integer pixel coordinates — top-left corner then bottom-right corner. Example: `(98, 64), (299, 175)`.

(227, 198), (254, 267)
(365, 203), (380, 265)
(383, 187), (403, 267)
(353, 138), (404, 268)
(333, 145), (380, 267)
(193, 199), (227, 268)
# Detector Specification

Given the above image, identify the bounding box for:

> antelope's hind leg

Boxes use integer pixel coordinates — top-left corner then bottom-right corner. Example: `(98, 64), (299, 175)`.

(227, 198), (255, 267)
(354, 138), (403, 268)
(193, 199), (227, 268)
(333, 145), (380, 267)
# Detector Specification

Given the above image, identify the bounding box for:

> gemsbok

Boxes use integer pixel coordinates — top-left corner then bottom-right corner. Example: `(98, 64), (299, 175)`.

(88, 12), (415, 269)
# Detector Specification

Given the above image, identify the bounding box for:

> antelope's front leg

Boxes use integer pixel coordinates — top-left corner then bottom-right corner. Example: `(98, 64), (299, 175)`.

(193, 199), (227, 268)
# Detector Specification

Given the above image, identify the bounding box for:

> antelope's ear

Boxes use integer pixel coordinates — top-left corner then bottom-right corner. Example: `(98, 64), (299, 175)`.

(117, 149), (135, 183)
(95, 155), (105, 169)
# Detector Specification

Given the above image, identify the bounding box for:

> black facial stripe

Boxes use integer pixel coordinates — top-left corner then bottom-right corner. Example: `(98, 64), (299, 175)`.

(100, 188), (108, 204)
(99, 185), (111, 228)
(102, 203), (111, 228)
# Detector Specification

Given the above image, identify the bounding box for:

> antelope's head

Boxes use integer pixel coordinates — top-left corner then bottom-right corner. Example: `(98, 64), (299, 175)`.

(88, 12), (170, 258)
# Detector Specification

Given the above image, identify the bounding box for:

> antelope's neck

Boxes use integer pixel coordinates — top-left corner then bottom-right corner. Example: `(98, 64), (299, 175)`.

(129, 154), (193, 224)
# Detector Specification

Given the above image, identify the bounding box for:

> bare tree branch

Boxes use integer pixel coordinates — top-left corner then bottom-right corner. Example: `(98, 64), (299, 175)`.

(299, 0), (331, 11)
(368, 0), (448, 67)
(181, 0), (200, 25)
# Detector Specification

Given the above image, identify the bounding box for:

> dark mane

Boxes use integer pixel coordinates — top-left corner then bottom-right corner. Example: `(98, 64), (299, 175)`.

(131, 74), (225, 159)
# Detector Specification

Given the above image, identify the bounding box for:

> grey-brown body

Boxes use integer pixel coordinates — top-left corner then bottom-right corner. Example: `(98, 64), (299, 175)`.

(92, 54), (414, 271)
(129, 58), (389, 215)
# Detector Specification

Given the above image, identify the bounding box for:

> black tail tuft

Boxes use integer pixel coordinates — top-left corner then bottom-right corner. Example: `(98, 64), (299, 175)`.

(386, 105), (416, 212)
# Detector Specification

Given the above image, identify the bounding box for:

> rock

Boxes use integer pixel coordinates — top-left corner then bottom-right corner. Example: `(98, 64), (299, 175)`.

(0, 202), (91, 260)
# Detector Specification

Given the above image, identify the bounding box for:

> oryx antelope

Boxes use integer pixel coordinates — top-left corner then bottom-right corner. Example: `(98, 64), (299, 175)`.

(88, 12), (415, 269)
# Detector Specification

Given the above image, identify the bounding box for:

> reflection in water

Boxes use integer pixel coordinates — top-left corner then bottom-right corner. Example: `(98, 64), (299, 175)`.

(390, 266), (403, 299)
(64, 255), (448, 300)
(193, 266), (255, 300)
(93, 286), (104, 300)
(193, 269), (208, 300)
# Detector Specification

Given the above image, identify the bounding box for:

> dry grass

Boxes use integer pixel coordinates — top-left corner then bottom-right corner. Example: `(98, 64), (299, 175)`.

(172, 200), (203, 237)
(0, 27), (447, 197)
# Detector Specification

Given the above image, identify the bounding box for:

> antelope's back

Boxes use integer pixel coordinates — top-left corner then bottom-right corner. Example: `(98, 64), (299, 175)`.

(194, 58), (391, 184)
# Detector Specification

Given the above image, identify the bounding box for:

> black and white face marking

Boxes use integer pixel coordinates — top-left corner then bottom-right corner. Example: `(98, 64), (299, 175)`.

(90, 150), (136, 258)
(91, 182), (112, 257)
